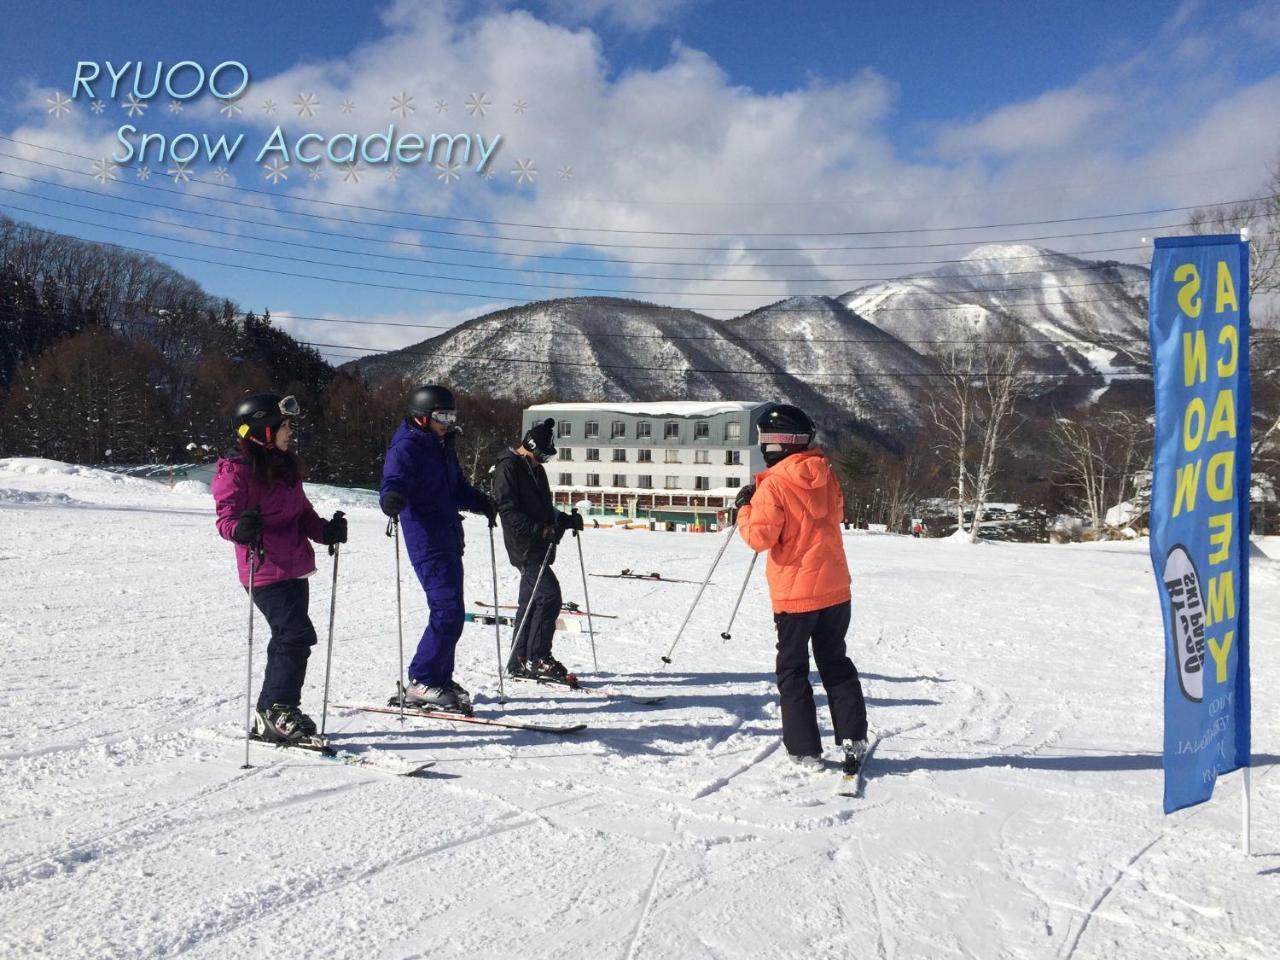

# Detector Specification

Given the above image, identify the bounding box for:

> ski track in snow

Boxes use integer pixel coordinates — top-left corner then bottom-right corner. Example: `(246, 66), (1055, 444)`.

(1, 458), (1277, 959)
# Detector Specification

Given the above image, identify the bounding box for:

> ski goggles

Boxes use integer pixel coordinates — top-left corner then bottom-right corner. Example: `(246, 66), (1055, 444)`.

(278, 395), (302, 419)
(431, 409), (458, 427)
(758, 431), (810, 446)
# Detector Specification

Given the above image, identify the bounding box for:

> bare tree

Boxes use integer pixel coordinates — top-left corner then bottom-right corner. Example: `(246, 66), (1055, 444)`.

(927, 326), (1030, 541)
(1049, 406), (1152, 537)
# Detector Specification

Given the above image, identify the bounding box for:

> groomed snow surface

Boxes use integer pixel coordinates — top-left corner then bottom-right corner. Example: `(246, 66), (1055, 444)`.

(1, 457), (1277, 960)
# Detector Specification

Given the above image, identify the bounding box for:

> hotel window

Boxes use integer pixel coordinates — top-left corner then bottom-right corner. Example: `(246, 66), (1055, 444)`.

(586, 473), (600, 487)
(637, 449), (653, 463)
(664, 422), (680, 440)
(664, 449), (680, 464)
(694, 422), (709, 440)
(558, 473), (572, 485)
(612, 449), (627, 462)
(559, 448), (574, 461)
(585, 420), (600, 438)
(695, 476), (710, 491)
(637, 475), (653, 489)
(611, 420), (626, 439)
(725, 422), (742, 442)
(586, 448), (600, 462)
(612, 474), (627, 488)
(557, 420), (572, 438)
(694, 449), (710, 465)
(664, 475), (679, 490)
(725, 477), (741, 488)
(725, 450), (741, 465)
(637, 421), (652, 439)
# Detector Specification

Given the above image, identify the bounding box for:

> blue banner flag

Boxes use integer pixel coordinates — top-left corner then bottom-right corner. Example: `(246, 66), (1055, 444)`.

(1148, 234), (1251, 814)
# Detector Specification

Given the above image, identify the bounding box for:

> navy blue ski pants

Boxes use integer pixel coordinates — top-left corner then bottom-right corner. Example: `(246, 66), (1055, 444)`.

(409, 552), (465, 685)
(251, 578), (317, 711)
(773, 600), (867, 757)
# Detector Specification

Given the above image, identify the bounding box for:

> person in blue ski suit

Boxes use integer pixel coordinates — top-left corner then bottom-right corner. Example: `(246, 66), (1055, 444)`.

(380, 385), (496, 712)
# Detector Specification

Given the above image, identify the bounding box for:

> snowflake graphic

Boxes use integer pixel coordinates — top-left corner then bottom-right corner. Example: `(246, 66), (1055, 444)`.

(340, 98), (355, 115)
(390, 91), (415, 118)
(307, 166), (324, 182)
(482, 168), (496, 181)
(167, 100), (183, 115)
(45, 92), (72, 118)
(167, 162), (192, 184)
(513, 98), (528, 115)
(90, 99), (106, 116)
(558, 165), (573, 181)
(341, 162), (365, 184)
(465, 92), (491, 117)
(435, 160), (461, 184)
(434, 99), (448, 114)
(386, 165), (402, 182)
(262, 158), (289, 185)
(262, 98), (278, 115)
(511, 158), (537, 185)
(122, 93), (147, 117)
(218, 97), (244, 118)
(294, 92), (319, 117)
(91, 158), (119, 185)
(213, 166), (231, 183)
(135, 165), (152, 182)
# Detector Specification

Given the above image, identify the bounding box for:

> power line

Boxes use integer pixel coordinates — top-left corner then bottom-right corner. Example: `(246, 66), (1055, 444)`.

(2, 133), (1270, 240)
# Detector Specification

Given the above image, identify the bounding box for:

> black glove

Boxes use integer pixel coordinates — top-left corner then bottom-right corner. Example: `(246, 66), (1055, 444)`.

(480, 493), (498, 527)
(734, 484), (756, 509)
(323, 511), (347, 545)
(569, 508), (584, 532)
(232, 506), (262, 544)
(381, 491), (406, 517)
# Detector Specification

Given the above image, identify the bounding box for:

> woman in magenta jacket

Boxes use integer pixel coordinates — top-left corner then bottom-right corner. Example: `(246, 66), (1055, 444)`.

(212, 393), (346, 744)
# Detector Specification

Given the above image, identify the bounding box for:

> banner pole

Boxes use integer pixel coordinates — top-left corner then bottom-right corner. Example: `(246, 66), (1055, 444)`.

(1242, 766), (1252, 856)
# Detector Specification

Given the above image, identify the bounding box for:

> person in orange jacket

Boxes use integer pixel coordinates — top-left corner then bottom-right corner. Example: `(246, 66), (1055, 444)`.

(735, 403), (870, 776)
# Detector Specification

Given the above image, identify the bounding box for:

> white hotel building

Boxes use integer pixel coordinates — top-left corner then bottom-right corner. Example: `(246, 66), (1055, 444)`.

(521, 401), (770, 523)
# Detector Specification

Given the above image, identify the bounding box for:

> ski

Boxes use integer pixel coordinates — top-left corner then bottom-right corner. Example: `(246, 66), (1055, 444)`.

(507, 673), (666, 707)
(332, 702), (587, 735)
(590, 569), (702, 584)
(464, 611), (585, 633)
(473, 600), (619, 620)
(231, 733), (434, 777)
(835, 733), (880, 798)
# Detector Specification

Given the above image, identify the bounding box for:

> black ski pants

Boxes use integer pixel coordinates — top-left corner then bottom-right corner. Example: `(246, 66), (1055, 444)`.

(251, 577), (317, 711)
(773, 600), (867, 757)
(508, 563), (562, 670)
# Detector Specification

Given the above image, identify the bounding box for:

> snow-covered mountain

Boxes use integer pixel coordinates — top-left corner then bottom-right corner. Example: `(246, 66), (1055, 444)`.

(348, 246), (1152, 436)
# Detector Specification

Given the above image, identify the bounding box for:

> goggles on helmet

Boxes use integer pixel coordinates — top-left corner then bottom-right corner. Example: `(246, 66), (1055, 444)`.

(278, 395), (302, 418)
(431, 409), (459, 427)
(758, 431), (809, 446)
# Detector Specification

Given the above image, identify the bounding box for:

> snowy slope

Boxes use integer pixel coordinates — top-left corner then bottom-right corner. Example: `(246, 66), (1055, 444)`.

(3, 458), (1276, 960)
(840, 244), (1152, 379)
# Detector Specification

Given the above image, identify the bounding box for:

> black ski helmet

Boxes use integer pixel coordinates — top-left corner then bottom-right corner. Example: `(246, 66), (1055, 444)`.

(522, 418), (557, 463)
(756, 403), (814, 466)
(408, 384), (457, 428)
(234, 393), (301, 445)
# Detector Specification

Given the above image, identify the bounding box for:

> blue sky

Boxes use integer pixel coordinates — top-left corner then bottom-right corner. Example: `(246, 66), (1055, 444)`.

(0, 0), (1276, 361)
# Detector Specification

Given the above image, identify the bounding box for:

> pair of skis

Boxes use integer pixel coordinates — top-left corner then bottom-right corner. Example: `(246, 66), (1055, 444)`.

(590, 569), (702, 584)
(473, 600), (619, 620)
(230, 731), (435, 777)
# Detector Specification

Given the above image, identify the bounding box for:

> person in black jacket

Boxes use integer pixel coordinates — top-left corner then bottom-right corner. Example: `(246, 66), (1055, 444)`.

(493, 418), (583, 681)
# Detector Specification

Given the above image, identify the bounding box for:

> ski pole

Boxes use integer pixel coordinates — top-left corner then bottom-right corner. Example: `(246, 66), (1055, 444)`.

(573, 519), (599, 673)
(319, 511), (343, 740)
(509, 538), (555, 668)
(720, 550), (759, 640)
(487, 518), (506, 702)
(386, 517), (405, 723)
(661, 521), (737, 667)
(242, 537), (263, 769)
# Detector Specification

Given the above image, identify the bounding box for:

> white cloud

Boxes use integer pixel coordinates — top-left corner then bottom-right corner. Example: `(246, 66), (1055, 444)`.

(935, 89), (1119, 158)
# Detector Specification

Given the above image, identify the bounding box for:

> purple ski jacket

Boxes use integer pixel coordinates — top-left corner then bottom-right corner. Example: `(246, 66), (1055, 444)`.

(212, 454), (328, 588)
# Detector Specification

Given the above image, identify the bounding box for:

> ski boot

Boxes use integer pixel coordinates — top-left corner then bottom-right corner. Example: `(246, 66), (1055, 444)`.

(449, 680), (473, 711)
(527, 656), (578, 688)
(787, 753), (823, 771)
(398, 679), (473, 716)
(841, 738), (869, 777)
(253, 704), (317, 745)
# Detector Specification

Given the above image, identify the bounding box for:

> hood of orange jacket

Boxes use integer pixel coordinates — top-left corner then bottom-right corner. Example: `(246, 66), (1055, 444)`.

(738, 448), (850, 614)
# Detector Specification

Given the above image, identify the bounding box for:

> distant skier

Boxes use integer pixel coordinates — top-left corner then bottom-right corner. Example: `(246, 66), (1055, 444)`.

(493, 418), (582, 682)
(380, 385), (497, 713)
(734, 403), (870, 776)
(213, 393), (348, 744)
